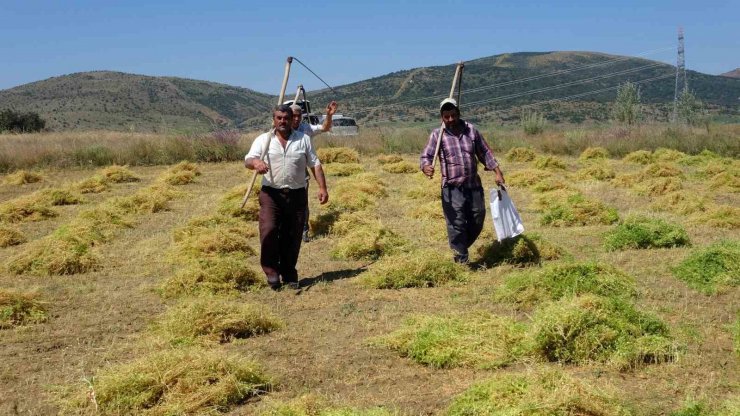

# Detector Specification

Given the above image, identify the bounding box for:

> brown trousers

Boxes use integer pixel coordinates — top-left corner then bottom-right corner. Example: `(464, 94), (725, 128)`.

(258, 186), (307, 283)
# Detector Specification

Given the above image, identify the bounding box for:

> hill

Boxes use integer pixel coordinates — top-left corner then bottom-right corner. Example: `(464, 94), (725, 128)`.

(2, 52), (739, 131)
(721, 68), (740, 79)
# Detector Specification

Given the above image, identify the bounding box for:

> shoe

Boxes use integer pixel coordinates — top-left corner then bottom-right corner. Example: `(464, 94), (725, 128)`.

(284, 281), (300, 290)
(302, 230), (310, 242)
(453, 253), (469, 265)
(267, 275), (281, 290)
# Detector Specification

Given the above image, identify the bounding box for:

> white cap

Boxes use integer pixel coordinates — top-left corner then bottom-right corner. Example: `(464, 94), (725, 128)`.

(289, 104), (302, 114)
(440, 98), (458, 110)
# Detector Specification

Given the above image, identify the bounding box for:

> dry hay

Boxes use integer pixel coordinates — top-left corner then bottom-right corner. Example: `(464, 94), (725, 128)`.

(153, 296), (282, 345)
(308, 211), (341, 237)
(2, 170), (44, 185)
(653, 147), (687, 162)
(75, 175), (110, 193)
(694, 160), (734, 178)
(604, 216), (689, 251)
(505, 147), (537, 162)
(330, 225), (406, 261)
(376, 154), (404, 165)
(407, 200), (444, 220)
(678, 149), (722, 166)
(160, 254), (264, 297)
(370, 312), (525, 369)
(161, 161), (201, 185)
(60, 347), (272, 415)
(532, 177), (571, 193)
(340, 173), (387, 197)
(611, 172), (643, 188)
(330, 211), (382, 236)
(671, 240), (739, 295)
(538, 192), (619, 227)
(359, 249), (468, 289)
(530, 294), (677, 369)
(0, 226), (26, 247)
(38, 188), (84, 206)
(690, 205), (740, 229)
(100, 165), (140, 183)
(708, 171), (740, 192)
(219, 185), (260, 221)
(404, 175), (439, 201)
(579, 146), (610, 160)
(495, 261), (636, 307)
(636, 177), (683, 196)
(317, 147), (360, 164)
(251, 394), (400, 416)
(0, 289), (47, 329)
(475, 233), (564, 267)
(381, 160), (417, 174)
(446, 368), (632, 416)
(327, 175), (387, 213)
(7, 236), (101, 276)
(643, 162), (684, 178)
(650, 191), (706, 215)
(506, 169), (552, 188)
(323, 162), (364, 177)
(623, 150), (654, 165)
(576, 163), (616, 181)
(534, 155), (567, 170)
(174, 215), (257, 256)
(168, 160), (202, 176)
(0, 195), (57, 223)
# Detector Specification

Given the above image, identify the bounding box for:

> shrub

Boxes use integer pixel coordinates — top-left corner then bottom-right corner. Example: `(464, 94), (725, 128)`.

(376, 154), (403, 164)
(505, 147), (537, 162)
(324, 163), (364, 177)
(475, 234), (563, 267)
(580, 146), (610, 160)
(530, 294), (677, 369)
(0, 290), (47, 329)
(317, 147), (360, 164)
(371, 312), (526, 369)
(100, 165), (140, 183)
(360, 250), (468, 289)
(521, 111), (546, 135)
(2, 170), (44, 185)
(0, 226), (26, 247)
(540, 193), (619, 227)
(671, 240), (739, 295)
(623, 150), (654, 164)
(604, 216), (690, 251)
(381, 161), (417, 174)
(62, 347), (272, 415)
(534, 155), (566, 170)
(447, 368), (632, 416)
(495, 262), (636, 307)
(613, 81), (641, 126)
(153, 297), (282, 345)
(0, 109), (45, 132)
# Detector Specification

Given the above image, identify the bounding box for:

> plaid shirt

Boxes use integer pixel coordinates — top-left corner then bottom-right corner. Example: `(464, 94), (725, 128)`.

(420, 120), (499, 188)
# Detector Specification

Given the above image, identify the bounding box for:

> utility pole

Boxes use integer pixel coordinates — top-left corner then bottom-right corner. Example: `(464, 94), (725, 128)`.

(672, 27), (687, 123)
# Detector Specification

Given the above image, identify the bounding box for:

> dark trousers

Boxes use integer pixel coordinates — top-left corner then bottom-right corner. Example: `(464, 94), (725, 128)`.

(258, 186), (307, 283)
(441, 185), (486, 261)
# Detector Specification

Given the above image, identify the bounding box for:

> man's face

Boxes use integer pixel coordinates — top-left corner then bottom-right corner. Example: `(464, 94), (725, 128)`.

(291, 111), (302, 129)
(441, 108), (460, 129)
(273, 111), (292, 134)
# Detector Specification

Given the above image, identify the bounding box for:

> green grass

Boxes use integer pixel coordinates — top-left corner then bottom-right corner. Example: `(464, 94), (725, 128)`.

(671, 240), (740, 295)
(61, 347), (272, 415)
(529, 294), (677, 369)
(604, 216), (690, 251)
(495, 261), (636, 307)
(0, 290), (48, 329)
(371, 312), (526, 369)
(446, 368), (633, 416)
(359, 250), (468, 289)
(153, 296), (282, 345)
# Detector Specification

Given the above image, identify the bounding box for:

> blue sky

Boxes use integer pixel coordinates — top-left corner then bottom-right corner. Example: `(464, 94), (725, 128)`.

(1, 0), (737, 93)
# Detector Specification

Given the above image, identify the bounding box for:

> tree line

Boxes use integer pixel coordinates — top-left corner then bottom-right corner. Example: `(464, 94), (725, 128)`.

(0, 109), (46, 133)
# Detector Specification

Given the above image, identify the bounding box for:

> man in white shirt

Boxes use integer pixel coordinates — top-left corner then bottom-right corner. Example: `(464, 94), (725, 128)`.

(289, 101), (337, 242)
(245, 104), (329, 289)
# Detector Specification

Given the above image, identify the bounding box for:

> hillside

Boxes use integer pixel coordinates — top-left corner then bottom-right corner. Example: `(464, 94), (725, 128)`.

(2, 52), (739, 131)
(0, 71), (273, 132)
(721, 68), (740, 79)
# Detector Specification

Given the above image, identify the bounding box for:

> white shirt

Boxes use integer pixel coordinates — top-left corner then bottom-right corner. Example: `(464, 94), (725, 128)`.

(245, 129), (321, 189)
(296, 122), (324, 137)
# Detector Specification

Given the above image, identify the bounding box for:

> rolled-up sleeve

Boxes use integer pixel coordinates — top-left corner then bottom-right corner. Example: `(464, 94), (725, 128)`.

(420, 128), (439, 169)
(245, 133), (268, 161)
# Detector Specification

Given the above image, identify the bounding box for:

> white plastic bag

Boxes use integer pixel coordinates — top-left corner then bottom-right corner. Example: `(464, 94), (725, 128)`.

(489, 185), (525, 241)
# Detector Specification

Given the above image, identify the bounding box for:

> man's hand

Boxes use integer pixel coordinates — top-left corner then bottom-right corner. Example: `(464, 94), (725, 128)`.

(422, 164), (434, 178)
(495, 169), (505, 186)
(318, 188), (329, 204)
(326, 101), (338, 116)
(253, 160), (269, 174)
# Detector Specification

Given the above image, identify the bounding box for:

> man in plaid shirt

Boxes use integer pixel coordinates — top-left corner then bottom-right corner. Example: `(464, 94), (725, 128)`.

(420, 98), (505, 264)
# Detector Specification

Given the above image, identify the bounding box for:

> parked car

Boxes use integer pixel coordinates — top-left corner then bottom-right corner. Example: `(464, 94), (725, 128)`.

(322, 114), (359, 136)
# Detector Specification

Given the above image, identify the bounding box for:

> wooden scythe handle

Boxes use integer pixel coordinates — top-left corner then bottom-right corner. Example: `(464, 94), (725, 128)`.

(430, 61), (464, 177)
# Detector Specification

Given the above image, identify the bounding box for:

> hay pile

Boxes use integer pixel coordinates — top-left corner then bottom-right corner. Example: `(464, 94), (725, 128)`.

(446, 368), (632, 416)
(650, 191), (706, 215)
(153, 296), (282, 345)
(218, 184), (260, 221)
(690, 205), (740, 229)
(653, 147), (687, 162)
(576, 163), (615, 181)
(100, 165), (140, 183)
(475, 234), (563, 267)
(0, 195), (57, 223)
(255, 395), (398, 416)
(534, 155), (567, 170)
(317, 147), (360, 164)
(0, 289), (47, 329)
(579, 146), (610, 160)
(506, 169), (552, 188)
(671, 240), (739, 295)
(161, 161), (201, 185)
(62, 347), (272, 415)
(330, 225), (406, 261)
(360, 249), (468, 289)
(538, 192), (619, 226)
(505, 147), (537, 162)
(75, 175), (111, 193)
(495, 261), (636, 307)
(324, 162), (364, 177)
(371, 312), (525, 369)
(0, 226), (26, 247)
(2, 170), (44, 185)
(376, 154), (404, 164)
(604, 216), (690, 251)
(381, 160), (417, 174)
(623, 150), (654, 164)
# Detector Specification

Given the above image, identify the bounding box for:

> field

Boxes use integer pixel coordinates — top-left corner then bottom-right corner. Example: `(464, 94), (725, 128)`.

(0, 131), (738, 415)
